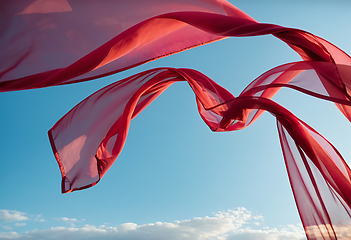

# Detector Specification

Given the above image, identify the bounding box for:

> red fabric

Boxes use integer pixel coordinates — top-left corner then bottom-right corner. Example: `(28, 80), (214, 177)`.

(3, 1), (351, 239)
(0, 0), (253, 91)
(48, 68), (235, 192)
(48, 65), (351, 239)
(1, 1), (350, 92)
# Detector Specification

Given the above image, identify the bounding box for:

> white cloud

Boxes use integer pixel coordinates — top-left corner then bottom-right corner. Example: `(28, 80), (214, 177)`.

(53, 217), (83, 227)
(34, 215), (45, 223)
(0, 210), (28, 222)
(14, 223), (26, 227)
(53, 217), (79, 223)
(62, 218), (78, 222)
(0, 232), (19, 239)
(0, 208), (306, 240)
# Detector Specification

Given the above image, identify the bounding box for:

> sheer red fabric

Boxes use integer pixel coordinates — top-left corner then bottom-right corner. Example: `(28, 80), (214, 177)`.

(49, 64), (351, 239)
(1, 1), (350, 92)
(2, 1), (351, 239)
(0, 0), (253, 91)
(48, 68), (235, 192)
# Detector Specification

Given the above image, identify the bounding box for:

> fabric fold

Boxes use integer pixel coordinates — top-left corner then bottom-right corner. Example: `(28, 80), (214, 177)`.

(2, 1), (350, 92)
(0, 0), (253, 91)
(3, 1), (351, 239)
(49, 65), (351, 239)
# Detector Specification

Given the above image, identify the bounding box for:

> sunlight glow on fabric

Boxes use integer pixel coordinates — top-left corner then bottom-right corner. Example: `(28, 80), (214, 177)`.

(1, 1), (351, 239)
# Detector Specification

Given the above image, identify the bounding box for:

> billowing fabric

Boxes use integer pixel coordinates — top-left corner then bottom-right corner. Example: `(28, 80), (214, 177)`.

(49, 65), (351, 240)
(2, 1), (351, 239)
(1, 1), (351, 92)
(0, 0), (253, 91)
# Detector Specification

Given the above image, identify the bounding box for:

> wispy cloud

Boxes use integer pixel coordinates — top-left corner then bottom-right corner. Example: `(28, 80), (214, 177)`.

(53, 217), (78, 222)
(0, 210), (28, 222)
(0, 225), (13, 231)
(34, 215), (45, 223)
(14, 223), (26, 227)
(0, 208), (306, 240)
(53, 217), (84, 227)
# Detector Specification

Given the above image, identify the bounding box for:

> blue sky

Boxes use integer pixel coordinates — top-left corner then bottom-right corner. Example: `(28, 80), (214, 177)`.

(1, 1), (351, 239)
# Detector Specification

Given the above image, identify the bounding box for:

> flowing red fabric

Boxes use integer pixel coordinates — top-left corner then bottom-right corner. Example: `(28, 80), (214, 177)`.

(49, 64), (351, 239)
(0, 0), (253, 91)
(2, 1), (351, 239)
(1, 1), (351, 92)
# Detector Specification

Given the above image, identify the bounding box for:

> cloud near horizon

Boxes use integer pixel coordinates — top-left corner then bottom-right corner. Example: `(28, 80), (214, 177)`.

(0, 210), (28, 222)
(0, 208), (306, 240)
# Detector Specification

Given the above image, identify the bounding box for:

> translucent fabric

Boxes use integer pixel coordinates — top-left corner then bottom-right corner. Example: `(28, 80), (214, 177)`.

(48, 68), (235, 192)
(2, 1), (351, 239)
(49, 65), (351, 239)
(1, 1), (351, 92)
(0, 0), (253, 91)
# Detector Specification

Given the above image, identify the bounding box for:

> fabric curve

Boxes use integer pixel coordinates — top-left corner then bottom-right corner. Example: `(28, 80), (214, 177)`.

(1, 9), (350, 91)
(49, 65), (351, 239)
(2, 1), (351, 239)
(0, 1), (253, 91)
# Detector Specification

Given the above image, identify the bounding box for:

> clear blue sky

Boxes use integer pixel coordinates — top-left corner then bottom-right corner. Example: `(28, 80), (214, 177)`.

(1, 1), (351, 239)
